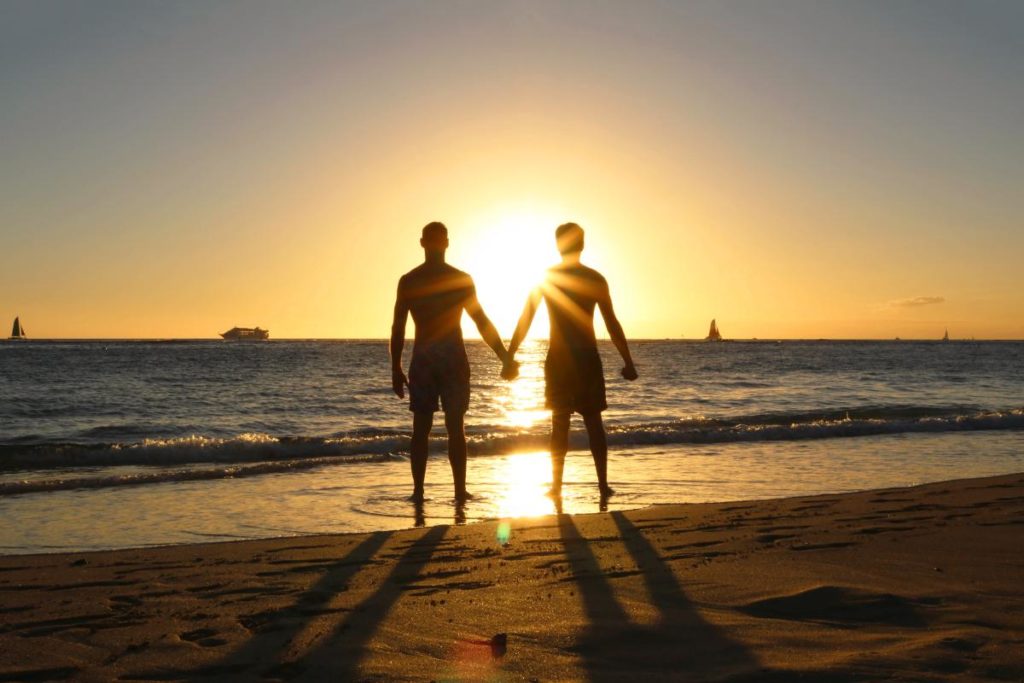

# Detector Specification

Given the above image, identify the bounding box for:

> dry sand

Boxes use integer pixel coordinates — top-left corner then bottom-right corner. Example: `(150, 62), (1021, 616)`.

(1, 472), (1022, 682)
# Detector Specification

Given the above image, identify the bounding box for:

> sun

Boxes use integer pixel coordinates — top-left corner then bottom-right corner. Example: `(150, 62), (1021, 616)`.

(459, 206), (561, 339)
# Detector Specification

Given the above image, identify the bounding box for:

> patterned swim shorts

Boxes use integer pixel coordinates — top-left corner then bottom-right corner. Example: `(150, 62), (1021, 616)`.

(408, 342), (471, 414)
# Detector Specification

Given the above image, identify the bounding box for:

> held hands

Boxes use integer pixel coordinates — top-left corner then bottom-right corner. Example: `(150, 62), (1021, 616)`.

(392, 367), (409, 398)
(501, 358), (521, 381)
(621, 363), (638, 381)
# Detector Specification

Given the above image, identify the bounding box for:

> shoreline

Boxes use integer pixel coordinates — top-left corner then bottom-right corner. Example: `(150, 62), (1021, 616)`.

(2, 472), (1023, 680)
(3, 429), (1022, 556)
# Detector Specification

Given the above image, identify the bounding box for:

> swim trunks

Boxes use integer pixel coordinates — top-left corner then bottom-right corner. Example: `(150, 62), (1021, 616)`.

(544, 346), (607, 415)
(408, 341), (471, 414)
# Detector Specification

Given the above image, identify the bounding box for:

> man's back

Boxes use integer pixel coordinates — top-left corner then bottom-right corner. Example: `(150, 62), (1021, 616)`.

(400, 262), (473, 349)
(390, 221), (514, 502)
(544, 263), (608, 354)
(505, 221), (636, 497)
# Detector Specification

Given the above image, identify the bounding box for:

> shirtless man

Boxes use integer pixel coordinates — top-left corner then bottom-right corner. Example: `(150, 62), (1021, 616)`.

(391, 222), (518, 502)
(506, 222), (637, 497)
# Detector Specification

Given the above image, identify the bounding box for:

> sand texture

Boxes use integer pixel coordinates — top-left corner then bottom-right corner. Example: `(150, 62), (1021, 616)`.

(1, 473), (1023, 682)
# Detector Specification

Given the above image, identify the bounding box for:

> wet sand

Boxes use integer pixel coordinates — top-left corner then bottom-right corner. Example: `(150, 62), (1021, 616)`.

(1, 472), (1022, 681)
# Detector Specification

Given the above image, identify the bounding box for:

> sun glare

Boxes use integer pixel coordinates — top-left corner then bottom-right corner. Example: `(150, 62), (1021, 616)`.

(460, 206), (560, 339)
(491, 451), (556, 518)
(495, 339), (548, 428)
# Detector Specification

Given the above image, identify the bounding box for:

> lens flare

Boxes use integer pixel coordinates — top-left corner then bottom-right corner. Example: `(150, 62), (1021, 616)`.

(496, 521), (511, 546)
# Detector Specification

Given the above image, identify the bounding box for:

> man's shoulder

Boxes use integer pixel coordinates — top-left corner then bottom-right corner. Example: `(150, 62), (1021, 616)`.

(550, 263), (607, 284)
(579, 263), (606, 280)
(399, 264), (425, 281)
(442, 264), (475, 288)
(400, 263), (473, 293)
(396, 269), (417, 293)
(443, 263), (472, 278)
(401, 262), (462, 280)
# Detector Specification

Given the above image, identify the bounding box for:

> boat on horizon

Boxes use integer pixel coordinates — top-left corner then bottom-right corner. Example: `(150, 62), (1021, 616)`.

(705, 318), (723, 342)
(220, 326), (269, 341)
(8, 316), (26, 341)
(942, 329), (950, 342)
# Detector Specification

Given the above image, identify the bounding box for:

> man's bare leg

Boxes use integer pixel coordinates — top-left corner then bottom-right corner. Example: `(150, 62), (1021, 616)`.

(549, 411), (571, 496)
(444, 411), (473, 501)
(410, 411), (433, 501)
(582, 412), (613, 496)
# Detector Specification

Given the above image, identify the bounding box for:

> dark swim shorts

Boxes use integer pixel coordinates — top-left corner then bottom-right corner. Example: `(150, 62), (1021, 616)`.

(544, 347), (607, 415)
(408, 342), (471, 414)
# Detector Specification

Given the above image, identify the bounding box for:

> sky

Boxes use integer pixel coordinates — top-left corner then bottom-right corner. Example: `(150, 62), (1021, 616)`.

(2, 0), (1022, 339)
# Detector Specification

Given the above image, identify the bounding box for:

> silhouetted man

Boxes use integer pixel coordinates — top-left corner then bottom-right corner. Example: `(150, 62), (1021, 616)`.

(507, 222), (637, 497)
(391, 222), (517, 502)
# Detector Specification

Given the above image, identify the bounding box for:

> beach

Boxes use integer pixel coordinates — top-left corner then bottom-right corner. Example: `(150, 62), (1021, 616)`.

(5, 1), (1024, 680)
(2, 472), (1021, 681)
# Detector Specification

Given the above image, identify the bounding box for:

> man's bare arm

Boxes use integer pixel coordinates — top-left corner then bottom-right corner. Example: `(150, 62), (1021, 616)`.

(508, 287), (542, 358)
(597, 283), (638, 380)
(465, 285), (511, 365)
(390, 279), (410, 397)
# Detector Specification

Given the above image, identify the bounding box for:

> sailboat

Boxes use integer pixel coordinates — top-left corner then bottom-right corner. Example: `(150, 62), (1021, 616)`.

(705, 318), (723, 342)
(942, 329), (949, 342)
(9, 317), (26, 340)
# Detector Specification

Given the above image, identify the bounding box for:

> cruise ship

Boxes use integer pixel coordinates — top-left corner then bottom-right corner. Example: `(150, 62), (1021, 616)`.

(220, 326), (269, 341)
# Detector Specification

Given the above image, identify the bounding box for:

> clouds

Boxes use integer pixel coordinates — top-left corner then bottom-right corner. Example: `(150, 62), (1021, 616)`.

(889, 296), (945, 308)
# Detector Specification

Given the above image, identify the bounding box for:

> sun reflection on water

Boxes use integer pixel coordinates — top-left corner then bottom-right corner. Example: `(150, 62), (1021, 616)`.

(490, 451), (555, 519)
(497, 339), (548, 429)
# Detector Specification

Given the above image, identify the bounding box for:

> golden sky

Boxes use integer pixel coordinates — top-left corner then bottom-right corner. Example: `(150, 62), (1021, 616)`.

(2, 2), (1022, 339)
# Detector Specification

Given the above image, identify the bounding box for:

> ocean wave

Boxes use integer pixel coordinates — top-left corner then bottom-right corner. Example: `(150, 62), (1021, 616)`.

(603, 407), (1024, 446)
(0, 407), (1021, 485)
(0, 432), (411, 471)
(0, 453), (403, 496)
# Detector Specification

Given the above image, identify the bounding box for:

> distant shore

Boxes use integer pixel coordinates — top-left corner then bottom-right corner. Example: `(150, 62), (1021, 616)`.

(2, 472), (1022, 681)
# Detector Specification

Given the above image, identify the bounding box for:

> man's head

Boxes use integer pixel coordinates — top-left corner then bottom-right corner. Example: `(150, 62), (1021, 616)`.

(420, 221), (449, 253)
(555, 222), (584, 255)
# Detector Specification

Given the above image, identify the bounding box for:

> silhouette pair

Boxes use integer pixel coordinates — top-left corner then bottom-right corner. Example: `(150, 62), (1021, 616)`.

(390, 221), (636, 504)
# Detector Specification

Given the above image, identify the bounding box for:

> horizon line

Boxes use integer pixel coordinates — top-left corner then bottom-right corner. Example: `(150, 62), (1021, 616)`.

(4, 337), (1021, 343)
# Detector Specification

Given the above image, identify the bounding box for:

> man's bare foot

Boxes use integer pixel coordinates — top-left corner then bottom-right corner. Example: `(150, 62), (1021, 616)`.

(599, 484), (615, 498)
(409, 490), (425, 503)
(455, 490), (476, 502)
(546, 485), (563, 499)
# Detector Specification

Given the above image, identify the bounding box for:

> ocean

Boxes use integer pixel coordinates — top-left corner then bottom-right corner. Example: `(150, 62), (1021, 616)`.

(1, 339), (1022, 554)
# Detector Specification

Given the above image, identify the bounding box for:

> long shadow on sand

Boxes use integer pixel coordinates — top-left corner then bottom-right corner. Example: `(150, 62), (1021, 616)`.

(558, 513), (761, 681)
(172, 526), (448, 680)
(170, 530), (394, 680)
(285, 524), (449, 679)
